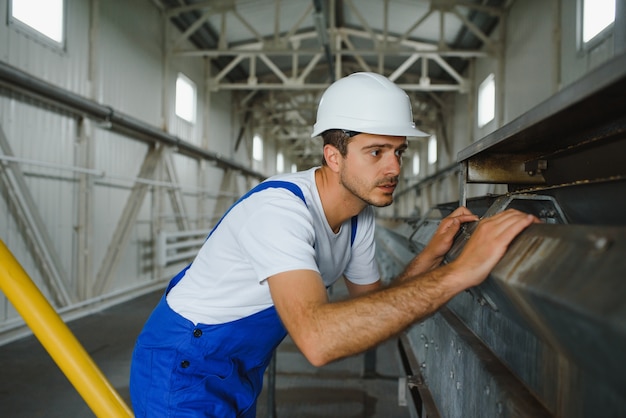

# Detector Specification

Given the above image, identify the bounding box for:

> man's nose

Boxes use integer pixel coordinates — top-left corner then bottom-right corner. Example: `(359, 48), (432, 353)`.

(384, 153), (401, 176)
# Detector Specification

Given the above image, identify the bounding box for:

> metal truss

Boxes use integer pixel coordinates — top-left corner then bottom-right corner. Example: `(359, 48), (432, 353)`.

(164, 0), (502, 91)
(158, 0), (505, 168)
(0, 125), (74, 307)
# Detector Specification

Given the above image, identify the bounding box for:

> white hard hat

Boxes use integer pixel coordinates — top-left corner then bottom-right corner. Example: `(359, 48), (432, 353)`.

(311, 72), (429, 138)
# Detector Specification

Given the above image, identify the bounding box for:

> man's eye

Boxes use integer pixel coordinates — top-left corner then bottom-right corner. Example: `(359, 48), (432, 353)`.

(395, 149), (406, 157)
(370, 150), (380, 157)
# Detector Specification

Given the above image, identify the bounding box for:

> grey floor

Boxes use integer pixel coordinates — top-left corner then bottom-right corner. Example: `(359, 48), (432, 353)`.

(0, 285), (412, 418)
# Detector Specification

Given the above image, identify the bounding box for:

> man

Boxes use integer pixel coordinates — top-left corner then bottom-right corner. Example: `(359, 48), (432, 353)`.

(129, 72), (537, 417)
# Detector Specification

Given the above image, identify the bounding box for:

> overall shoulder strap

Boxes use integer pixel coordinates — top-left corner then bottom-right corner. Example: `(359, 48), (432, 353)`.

(350, 215), (358, 247)
(208, 180), (307, 240)
(166, 181), (307, 293)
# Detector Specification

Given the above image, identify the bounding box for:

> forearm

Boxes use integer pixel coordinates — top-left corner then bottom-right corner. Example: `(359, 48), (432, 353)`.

(273, 209), (537, 367)
(303, 264), (463, 365)
(395, 247), (443, 283)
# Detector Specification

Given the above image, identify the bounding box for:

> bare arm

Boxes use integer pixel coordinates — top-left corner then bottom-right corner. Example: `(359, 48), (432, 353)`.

(344, 277), (381, 297)
(269, 264), (462, 367)
(268, 209), (538, 367)
(344, 208), (473, 299)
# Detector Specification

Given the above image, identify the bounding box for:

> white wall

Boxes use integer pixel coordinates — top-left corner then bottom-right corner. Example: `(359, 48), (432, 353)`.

(501, 0), (557, 124)
(0, 0), (247, 342)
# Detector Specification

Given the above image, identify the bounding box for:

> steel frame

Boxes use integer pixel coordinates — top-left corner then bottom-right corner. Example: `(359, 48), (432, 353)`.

(0, 62), (265, 342)
(0, 125), (74, 306)
(157, 0), (505, 168)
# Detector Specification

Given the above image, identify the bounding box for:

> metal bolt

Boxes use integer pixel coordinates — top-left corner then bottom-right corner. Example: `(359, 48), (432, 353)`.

(593, 236), (610, 251)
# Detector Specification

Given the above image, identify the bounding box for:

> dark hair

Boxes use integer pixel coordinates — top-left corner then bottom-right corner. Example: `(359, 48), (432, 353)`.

(321, 129), (351, 165)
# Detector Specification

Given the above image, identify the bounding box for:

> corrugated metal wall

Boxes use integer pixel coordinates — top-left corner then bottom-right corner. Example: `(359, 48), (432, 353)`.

(0, 0), (250, 343)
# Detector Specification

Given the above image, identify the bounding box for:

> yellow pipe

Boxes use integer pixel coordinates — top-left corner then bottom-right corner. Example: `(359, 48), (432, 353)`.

(0, 240), (134, 417)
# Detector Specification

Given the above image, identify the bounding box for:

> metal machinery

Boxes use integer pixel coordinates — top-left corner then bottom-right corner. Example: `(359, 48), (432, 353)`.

(376, 52), (626, 418)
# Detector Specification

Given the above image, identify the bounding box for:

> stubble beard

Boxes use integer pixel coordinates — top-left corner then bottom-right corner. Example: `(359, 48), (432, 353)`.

(340, 170), (397, 208)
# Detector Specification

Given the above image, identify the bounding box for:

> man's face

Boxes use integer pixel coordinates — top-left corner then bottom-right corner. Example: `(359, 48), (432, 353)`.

(338, 133), (408, 207)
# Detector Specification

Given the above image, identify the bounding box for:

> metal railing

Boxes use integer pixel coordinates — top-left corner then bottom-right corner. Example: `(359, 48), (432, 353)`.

(157, 229), (211, 267)
(0, 239), (133, 417)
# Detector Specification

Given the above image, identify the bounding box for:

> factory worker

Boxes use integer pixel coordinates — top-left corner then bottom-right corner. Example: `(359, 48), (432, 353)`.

(129, 72), (537, 417)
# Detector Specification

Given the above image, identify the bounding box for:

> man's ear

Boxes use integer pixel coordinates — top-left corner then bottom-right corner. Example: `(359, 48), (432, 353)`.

(323, 144), (341, 172)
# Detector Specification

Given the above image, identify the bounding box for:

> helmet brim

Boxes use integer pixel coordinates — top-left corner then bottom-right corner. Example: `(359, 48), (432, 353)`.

(311, 124), (429, 138)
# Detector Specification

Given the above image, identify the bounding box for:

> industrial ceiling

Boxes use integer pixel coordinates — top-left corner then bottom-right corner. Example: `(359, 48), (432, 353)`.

(152, 0), (507, 168)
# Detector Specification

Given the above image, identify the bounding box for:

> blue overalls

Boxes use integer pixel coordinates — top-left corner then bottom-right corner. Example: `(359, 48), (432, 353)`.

(130, 181), (357, 417)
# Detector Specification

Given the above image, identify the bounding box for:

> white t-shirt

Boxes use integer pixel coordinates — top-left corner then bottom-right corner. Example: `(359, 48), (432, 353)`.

(166, 167), (380, 325)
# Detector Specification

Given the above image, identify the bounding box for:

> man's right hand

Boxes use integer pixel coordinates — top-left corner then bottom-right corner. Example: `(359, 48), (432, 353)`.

(448, 209), (539, 290)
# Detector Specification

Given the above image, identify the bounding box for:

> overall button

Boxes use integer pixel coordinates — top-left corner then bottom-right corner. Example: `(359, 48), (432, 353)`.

(180, 360), (190, 368)
(193, 328), (202, 337)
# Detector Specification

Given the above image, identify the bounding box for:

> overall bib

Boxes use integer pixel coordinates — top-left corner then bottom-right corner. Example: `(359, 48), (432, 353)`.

(129, 181), (356, 417)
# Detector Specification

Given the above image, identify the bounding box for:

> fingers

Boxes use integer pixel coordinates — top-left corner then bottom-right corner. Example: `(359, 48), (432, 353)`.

(449, 207), (479, 226)
(421, 208), (480, 267)
(448, 206), (476, 219)
(431, 207), (479, 245)
(478, 209), (538, 241)
(449, 209), (538, 288)
(434, 217), (460, 241)
(437, 216), (460, 234)
(438, 207), (478, 233)
(444, 208), (536, 243)
(455, 214), (480, 224)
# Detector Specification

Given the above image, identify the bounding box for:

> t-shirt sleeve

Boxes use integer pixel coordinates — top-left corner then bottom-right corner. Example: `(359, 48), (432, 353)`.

(237, 192), (319, 283)
(343, 207), (380, 285)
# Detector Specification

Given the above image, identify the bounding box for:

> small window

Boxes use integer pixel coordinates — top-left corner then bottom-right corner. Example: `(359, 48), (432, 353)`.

(581, 0), (615, 45)
(175, 73), (197, 123)
(276, 152), (284, 173)
(477, 73), (495, 128)
(412, 152), (420, 176)
(428, 136), (437, 165)
(10, 0), (65, 45)
(253, 134), (264, 162)
(291, 163), (297, 173)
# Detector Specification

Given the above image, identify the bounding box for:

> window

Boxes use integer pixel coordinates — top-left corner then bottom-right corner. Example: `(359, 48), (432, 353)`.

(412, 152), (420, 176)
(581, 0), (615, 45)
(10, 0), (65, 45)
(175, 73), (197, 123)
(477, 73), (495, 128)
(291, 163), (297, 173)
(252, 134), (264, 162)
(428, 136), (437, 165)
(276, 152), (284, 173)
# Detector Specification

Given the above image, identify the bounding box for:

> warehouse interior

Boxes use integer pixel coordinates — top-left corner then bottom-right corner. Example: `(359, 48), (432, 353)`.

(0, 0), (625, 417)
